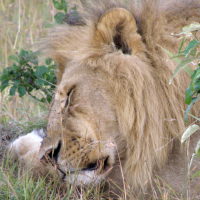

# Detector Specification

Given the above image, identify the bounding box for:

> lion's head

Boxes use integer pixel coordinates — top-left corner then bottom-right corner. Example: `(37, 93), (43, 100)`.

(40, 71), (120, 185)
(40, 7), (144, 186)
(38, 0), (200, 197)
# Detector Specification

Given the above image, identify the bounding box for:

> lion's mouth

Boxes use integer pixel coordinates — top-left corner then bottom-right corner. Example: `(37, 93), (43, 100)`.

(82, 156), (110, 172)
(40, 140), (113, 183)
(57, 156), (112, 182)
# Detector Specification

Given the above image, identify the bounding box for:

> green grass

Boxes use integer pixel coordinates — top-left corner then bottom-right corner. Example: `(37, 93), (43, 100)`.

(0, 158), (67, 200)
(0, 155), (106, 200)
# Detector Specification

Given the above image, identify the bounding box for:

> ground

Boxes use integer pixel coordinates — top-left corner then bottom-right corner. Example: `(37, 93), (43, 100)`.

(0, 123), (22, 163)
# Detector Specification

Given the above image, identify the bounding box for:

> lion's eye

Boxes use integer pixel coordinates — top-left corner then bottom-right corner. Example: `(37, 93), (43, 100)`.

(64, 87), (74, 108)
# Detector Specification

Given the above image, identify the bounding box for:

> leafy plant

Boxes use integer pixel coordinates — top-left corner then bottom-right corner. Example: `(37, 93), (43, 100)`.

(0, 0), (79, 104)
(171, 23), (200, 120)
(0, 50), (56, 103)
(174, 23), (200, 178)
(0, 0), (83, 106)
(185, 66), (200, 119)
(52, 0), (82, 25)
(53, 0), (68, 24)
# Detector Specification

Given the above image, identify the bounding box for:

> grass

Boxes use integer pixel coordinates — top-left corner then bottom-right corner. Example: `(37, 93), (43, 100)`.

(0, 155), (107, 200)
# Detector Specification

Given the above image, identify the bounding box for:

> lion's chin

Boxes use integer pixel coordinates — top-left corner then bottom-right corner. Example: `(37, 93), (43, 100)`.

(64, 167), (113, 185)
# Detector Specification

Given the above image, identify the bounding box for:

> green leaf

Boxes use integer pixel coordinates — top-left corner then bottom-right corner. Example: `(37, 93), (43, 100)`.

(9, 85), (17, 96)
(178, 38), (186, 53)
(45, 58), (53, 65)
(19, 49), (29, 58)
(183, 40), (200, 57)
(18, 86), (26, 97)
(181, 124), (200, 143)
(169, 58), (194, 84)
(191, 69), (197, 80)
(195, 140), (200, 157)
(185, 88), (193, 105)
(40, 97), (46, 103)
(8, 55), (19, 63)
(192, 68), (200, 82)
(35, 66), (48, 77)
(0, 80), (9, 91)
(61, 0), (68, 12)
(54, 12), (65, 24)
(46, 95), (52, 103)
(53, 0), (63, 10)
(35, 79), (45, 87)
(184, 96), (200, 121)
(28, 53), (39, 65)
(194, 80), (200, 92)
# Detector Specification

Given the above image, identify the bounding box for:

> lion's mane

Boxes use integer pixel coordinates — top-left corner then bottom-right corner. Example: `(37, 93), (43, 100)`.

(42, 0), (200, 197)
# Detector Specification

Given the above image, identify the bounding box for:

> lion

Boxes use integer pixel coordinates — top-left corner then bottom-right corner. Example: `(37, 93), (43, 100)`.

(9, 0), (200, 199)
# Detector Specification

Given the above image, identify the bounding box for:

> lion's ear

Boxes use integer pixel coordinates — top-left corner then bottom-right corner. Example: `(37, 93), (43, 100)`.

(93, 8), (144, 55)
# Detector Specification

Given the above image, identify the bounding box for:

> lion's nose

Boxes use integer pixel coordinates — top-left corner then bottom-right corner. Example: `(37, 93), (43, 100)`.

(82, 156), (110, 171)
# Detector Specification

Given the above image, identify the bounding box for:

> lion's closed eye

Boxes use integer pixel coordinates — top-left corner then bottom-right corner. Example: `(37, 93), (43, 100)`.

(64, 87), (75, 109)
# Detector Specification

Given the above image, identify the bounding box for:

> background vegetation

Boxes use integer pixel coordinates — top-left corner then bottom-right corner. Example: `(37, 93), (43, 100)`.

(0, 0), (54, 126)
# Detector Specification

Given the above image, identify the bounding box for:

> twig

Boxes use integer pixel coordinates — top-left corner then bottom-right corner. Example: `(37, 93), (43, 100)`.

(13, 0), (21, 49)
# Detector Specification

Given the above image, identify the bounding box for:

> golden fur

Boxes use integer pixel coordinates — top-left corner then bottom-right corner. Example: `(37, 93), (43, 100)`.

(28, 0), (200, 199)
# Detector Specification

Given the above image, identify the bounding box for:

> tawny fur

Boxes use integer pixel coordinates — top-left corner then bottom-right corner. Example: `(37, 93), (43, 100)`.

(17, 0), (200, 199)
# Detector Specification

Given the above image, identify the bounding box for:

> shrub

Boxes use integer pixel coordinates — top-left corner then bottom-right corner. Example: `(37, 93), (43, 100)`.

(0, 0), (83, 104)
(171, 23), (200, 120)
(0, 50), (56, 103)
(173, 23), (200, 177)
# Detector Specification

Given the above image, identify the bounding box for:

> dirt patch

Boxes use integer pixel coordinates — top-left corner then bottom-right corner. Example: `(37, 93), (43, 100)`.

(0, 123), (22, 163)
